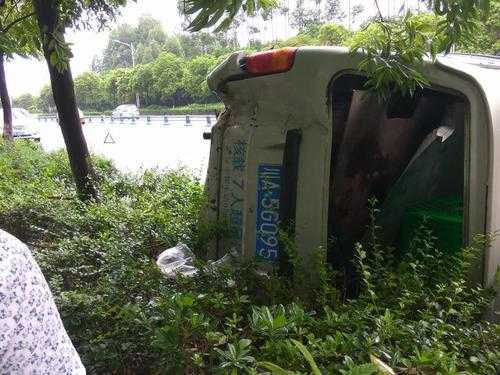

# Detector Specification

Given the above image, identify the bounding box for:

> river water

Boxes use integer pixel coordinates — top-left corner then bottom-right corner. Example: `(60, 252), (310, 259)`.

(39, 116), (214, 179)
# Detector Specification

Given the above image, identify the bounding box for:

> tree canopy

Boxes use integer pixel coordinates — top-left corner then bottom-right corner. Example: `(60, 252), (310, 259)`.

(184, 0), (495, 101)
(32, 50), (222, 112)
(94, 15), (237, 71)
(97, 16), (167, 71)
(12, 0), (500, 114)
(12, 92), (37, 111)
(457, 0), (500, 54)
(0, 0), (39, 58)
(20, 0), (499, 114)
(349, 0), (494, 100)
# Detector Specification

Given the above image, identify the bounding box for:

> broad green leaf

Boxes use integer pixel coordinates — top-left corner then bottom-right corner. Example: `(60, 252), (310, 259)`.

(258, 361), (292, 375)
(369, 355), (395, 375)
(291, 339), (322, 375)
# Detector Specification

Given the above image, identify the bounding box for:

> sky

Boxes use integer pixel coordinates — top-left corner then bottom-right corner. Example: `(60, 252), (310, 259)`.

(6, 0), (420, 98)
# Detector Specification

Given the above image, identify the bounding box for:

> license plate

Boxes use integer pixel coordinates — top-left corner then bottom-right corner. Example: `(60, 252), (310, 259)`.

(256, 164), (281, 262)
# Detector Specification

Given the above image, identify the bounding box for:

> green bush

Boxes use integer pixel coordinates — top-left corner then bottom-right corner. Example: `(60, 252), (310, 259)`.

(0, 140), (498, 374)
(139, 103), (225, 116)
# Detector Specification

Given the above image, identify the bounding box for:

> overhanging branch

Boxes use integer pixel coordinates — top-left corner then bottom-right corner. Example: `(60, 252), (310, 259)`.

(1, 0), (22, 26)
(373, 0), (384, 21)
(1, 10), (35, 33)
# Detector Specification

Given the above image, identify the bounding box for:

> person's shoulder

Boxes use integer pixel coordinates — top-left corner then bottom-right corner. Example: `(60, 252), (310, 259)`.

(0, 229), (30, 262)
(0, 229), (35, 290)
(0, 228), (87, 374)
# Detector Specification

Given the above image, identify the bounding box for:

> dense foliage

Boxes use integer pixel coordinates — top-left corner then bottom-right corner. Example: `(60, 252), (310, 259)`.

(349, 0), (498, 100)
(26, 51), (224, 113)
(94, 15), (238, 71)
(457, 0), (500, 54)
(0, 140), (498, 374)
(0, 1), (39, 59)
(0, 0), (39, 140)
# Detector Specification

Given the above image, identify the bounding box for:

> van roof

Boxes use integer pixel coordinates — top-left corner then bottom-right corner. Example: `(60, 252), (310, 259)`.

(209, 46), (499, 146)
(208, 47), (500, 92)
(438, 53), (500, 70)
(208, 47), (499, 125)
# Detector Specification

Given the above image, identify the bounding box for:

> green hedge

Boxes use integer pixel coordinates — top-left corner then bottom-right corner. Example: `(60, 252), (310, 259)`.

(78, 103), (225, 117)
(140, 103), (224, 115)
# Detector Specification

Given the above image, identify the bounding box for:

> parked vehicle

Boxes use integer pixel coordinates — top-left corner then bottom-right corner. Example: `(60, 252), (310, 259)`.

(78, 108), (86, 124)
(203, 48), (500, 319)
(112, 104), (140, 119)
(0, 108), (40, 141)
(55, 108), (86, 125)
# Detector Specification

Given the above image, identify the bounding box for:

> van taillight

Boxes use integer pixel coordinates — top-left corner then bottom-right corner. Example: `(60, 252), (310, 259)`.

(240, 48), (297, 75)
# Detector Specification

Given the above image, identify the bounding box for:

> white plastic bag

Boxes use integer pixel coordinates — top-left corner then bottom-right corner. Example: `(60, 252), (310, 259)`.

(156, 243), (198, 277)
(156, 245), (268, 280)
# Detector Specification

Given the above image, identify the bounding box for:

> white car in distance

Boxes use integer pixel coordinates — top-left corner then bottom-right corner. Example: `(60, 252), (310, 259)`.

(112, 104), (140, 119)
(55, 108), (86, 124)
(0, 108), (40, 141)
(78, 108), (86, 124)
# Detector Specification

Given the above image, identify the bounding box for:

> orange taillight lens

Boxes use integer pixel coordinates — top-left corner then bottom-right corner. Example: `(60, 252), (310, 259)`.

(240, 48), (297, 75)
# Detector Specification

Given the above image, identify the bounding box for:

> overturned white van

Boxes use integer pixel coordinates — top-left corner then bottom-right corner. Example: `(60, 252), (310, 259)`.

(202, 47), (500, 317)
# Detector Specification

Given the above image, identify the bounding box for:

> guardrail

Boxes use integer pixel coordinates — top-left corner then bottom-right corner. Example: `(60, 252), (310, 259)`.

(37, 114), (217, 127)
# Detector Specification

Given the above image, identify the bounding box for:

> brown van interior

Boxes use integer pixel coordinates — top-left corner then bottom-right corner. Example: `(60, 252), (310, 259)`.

(328, 74), (466, 293)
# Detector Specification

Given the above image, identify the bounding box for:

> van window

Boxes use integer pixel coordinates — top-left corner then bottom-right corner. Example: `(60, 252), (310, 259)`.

(328, 74), (467, 294)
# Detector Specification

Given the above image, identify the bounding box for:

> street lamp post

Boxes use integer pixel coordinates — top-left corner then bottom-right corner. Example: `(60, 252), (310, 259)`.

(112, 39), (140, 108)
(348, 0), (351, 31)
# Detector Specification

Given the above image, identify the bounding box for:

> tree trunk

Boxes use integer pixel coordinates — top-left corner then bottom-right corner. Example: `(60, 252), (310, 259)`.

(0, 53), (13, 141)
(33, 0), (98, 201)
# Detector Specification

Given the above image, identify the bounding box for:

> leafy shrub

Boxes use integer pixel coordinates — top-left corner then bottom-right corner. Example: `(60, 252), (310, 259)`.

(0, 140), (498, 374)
